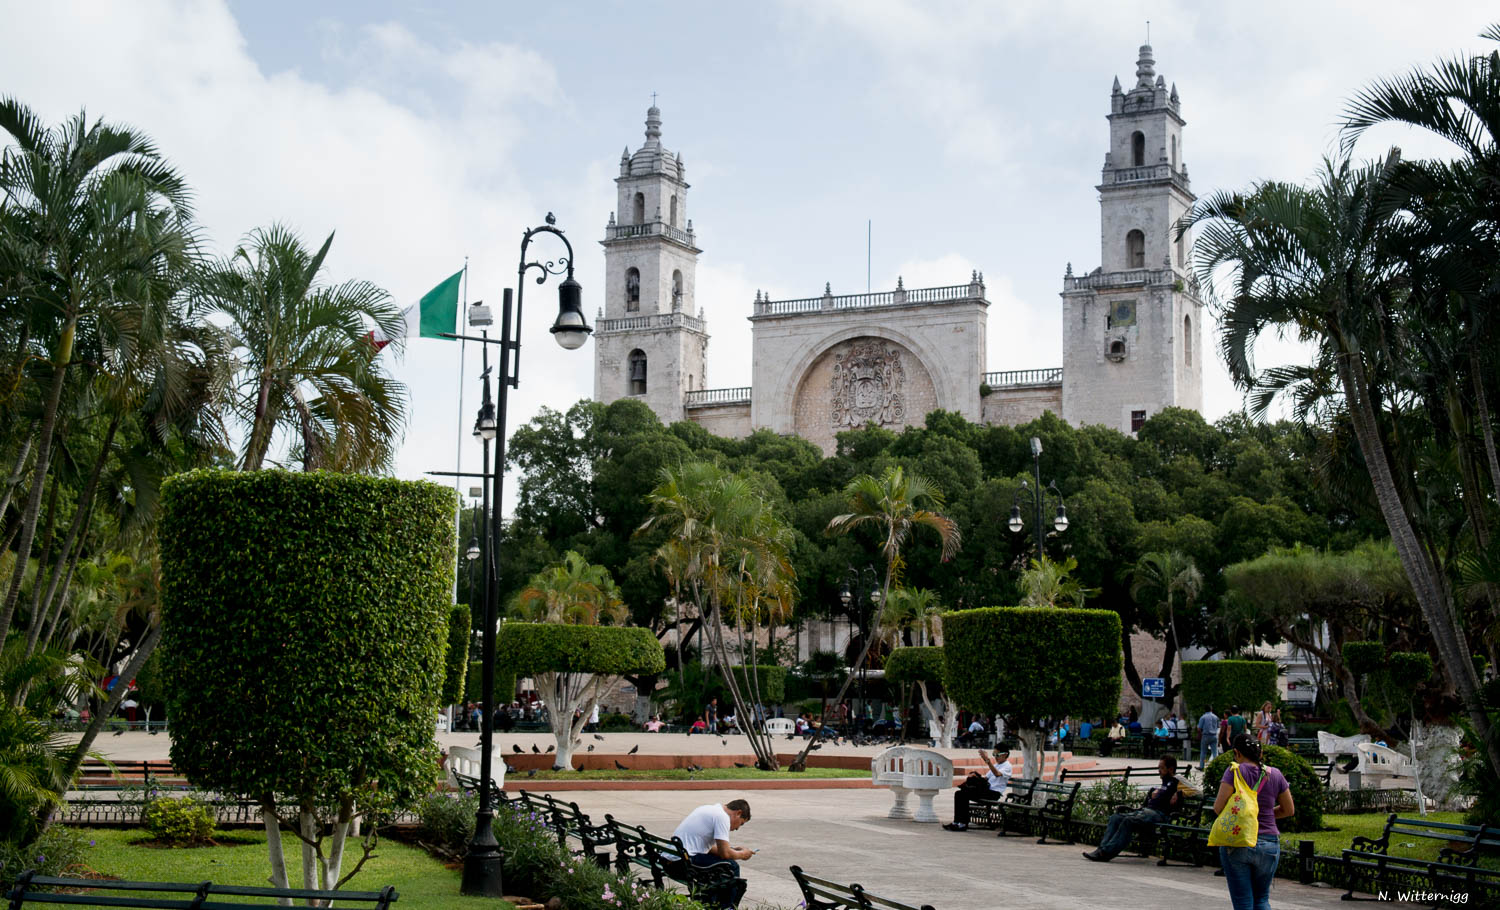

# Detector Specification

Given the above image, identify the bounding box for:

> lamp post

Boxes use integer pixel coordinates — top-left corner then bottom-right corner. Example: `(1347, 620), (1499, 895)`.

(445, 214), (590, 897)
(840, 566), (882, 735)
(1008, 436), (1069, 559)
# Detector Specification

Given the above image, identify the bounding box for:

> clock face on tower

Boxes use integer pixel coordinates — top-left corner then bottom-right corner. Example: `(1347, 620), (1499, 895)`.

(1111, 299), (1137, 328)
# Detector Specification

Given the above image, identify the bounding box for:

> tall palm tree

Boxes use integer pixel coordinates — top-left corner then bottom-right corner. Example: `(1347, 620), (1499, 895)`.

(0, 99), (195, 647)
(1130, 551), (1202, 715)
(793, 465), (959, 768)
(641, 461), (795, 770)
(1188, 158), (1500, 777)
(199, 225), (406, 473)
(880, 587), (942, 647)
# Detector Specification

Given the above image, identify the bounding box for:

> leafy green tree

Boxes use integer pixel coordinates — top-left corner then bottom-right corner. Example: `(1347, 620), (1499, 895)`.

(198, 225), (405, 472)
(1130, 551), (1203, 713)
(509, 550), (626, 625)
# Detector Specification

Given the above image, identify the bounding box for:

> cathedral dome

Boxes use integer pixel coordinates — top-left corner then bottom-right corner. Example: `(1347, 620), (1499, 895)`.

(626, 104), (682, 179)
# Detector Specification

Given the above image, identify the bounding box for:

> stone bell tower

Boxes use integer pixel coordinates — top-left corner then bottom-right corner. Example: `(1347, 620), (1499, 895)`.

(592, 104), (709, 424)
(1060, 44), (1204, 434)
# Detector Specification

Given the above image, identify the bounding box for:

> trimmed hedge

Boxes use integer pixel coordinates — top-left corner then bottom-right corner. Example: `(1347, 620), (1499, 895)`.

(496, 623), (666, 677)
(159, 469), (455, 812)
(884, 647), (945, 686)
(464, 661), (516, 706)
(1181, 660), (1277, 718)
(728, 665), (786, 703)
(942, 607), (1122, 724)
(1387, 651), (1434, 691)
(1341, 641), (1384, 677)
(442, 604), (471, 705)
(1204, 743), (1324, 832)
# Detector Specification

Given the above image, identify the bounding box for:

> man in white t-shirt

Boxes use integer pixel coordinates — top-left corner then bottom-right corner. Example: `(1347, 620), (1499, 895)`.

(943, 749), (1013, 831)
(672, 799), (753, 908)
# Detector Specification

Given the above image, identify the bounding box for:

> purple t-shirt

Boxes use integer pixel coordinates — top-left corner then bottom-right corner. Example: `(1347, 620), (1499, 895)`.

(1221, 763), (1290, 837)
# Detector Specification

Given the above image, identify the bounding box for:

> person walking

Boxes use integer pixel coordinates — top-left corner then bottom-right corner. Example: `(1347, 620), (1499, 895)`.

(1212, 733), (1295, 910)
(1197, 705), (1220, 770)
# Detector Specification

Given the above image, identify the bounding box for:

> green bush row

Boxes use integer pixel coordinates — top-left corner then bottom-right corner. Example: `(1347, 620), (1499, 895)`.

(496, 623), (665, 677)
(1180, 660), (1278, 718)
(884, 647), (945, 686)
(442, 605), (471, 705)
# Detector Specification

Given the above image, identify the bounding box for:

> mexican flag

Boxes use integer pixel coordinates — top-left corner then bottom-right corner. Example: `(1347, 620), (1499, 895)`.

(369, 269), (464, 351)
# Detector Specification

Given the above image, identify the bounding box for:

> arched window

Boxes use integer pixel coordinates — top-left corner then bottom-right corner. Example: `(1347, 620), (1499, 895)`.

(628, 349), (647, 396)
(1131, 131), (1145, 167)
(1126, 230), (1145, 269)
(672, 269), (683, 307)
(1110, 339), (1127, 358)
(625, 268), (640, 312)
(669, 195), (678, 227)
(1184, 314), (1193, 366)
(1170, 135), (1178, 170)
(632, 192), (645, 224)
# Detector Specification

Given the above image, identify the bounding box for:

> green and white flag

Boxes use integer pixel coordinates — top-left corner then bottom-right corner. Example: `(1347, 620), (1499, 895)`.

(370, 269), (463, 349)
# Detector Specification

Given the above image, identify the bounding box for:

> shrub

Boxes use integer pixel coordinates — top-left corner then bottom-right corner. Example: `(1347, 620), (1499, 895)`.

(1204, 743), (1324, 832)
(143, 796), (217, 845)
(884, 647), (945, 687)
(415, 790), (477, 853)
(1180, 660), (1277, 718)
(0, 826), (91, 888)
(942, 607), (1122, 725)
(496, 623), (666, 678)
(599, 712), (636, 731)
(160, 470), (455, 887)
(442, 605), (471, 705)
(1073, 779), (1139, 823)
(1341, 641), (1385, 677)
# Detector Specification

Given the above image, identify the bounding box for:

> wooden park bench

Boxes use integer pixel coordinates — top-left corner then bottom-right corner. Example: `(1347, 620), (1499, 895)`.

(605, 815), (745, 909)
(75, 759), (180, 790)
(4, 871), (397, 909)
(1060, 765), (1158, 786)
(790, 865), (935, 910)
(966, 777), (1036, 831)
(518, 790), (614, 867)
(993, 779), (1081, 844)
(1335, 814), (1500, 902)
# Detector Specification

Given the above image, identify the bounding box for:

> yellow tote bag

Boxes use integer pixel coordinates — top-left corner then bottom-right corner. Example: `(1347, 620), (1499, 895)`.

(1206, 762), (1266, 848)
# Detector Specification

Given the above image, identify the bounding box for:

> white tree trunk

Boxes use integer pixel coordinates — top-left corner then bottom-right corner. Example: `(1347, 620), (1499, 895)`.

(542, 671), (612, 770)
(300, 810), (318, 893)
(262, 801), (292, 906)
(323, 801), (353, 891)
(915, 682), (958, 749)
(633, 692), (652, 725)
(1015, 727), (1043, 783)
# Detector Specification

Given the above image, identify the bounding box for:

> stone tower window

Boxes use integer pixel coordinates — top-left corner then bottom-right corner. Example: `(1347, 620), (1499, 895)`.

(1184, 314), (1193, 366)
(672, 270), (683, 309)
(628, 349), (647, 395)
(1131, 410), (1147, 433)
(625, 268), (641, 312)
(1108, 339), (1127, 361)
(669, 195), (678, 227)
(1126, 230), (1145, 269)
(632, 192), (646, 225)
(1170, 135), (1178, 170)
(1131, 131), (1145, 167)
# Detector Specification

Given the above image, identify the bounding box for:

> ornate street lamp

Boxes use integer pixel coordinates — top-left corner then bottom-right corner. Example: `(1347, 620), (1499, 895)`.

(438, 214), (590, 897)
(1009, 436), (1069, 559)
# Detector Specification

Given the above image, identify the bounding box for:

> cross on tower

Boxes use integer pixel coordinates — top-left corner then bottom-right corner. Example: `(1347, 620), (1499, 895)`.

(651, 91), (657, 106)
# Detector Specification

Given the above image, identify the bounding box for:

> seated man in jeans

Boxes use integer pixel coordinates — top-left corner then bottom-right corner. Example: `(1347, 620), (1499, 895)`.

(1081, 755), (1182, 861)
(672, 799), (753, 908)
(942, 749), (1012, 831)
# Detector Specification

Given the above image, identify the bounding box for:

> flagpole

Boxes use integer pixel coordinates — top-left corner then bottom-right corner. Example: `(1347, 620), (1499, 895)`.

(453, 258), (469, 605)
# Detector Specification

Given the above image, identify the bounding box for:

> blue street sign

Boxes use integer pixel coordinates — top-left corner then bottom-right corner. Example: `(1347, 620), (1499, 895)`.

(1142, 677), (1165, 699)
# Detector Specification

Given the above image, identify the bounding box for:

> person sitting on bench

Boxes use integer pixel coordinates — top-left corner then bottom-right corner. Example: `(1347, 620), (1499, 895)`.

(1081, 754), (1182, 861)
(673, 799), (754, 908)
(943, 749), (1012, 831)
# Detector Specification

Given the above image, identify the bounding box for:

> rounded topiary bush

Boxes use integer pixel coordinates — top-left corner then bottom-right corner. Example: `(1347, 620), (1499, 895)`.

(143, 796), (216, 845)
(1205, 743), (1324, 832)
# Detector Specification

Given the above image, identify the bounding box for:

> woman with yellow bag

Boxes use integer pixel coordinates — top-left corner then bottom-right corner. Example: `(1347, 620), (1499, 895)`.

(1208, 733), (1296, 909)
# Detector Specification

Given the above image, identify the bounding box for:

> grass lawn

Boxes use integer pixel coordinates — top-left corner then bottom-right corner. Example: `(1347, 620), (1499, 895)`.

(511, 766), (869, 781)
(73, 828), (510, 909)
(1279, 812), (1482, 863)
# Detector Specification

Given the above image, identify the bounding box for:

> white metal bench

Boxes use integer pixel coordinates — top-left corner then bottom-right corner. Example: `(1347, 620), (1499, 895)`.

(871, 746), (912, 819)
(447, 744), (506, 790)
(1356, 742), (1417, 787)
(765, 717), (795, 736)
(899, 749), (953, 823)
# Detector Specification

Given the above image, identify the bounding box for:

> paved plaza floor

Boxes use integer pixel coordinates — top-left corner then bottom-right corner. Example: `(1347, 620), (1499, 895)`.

(76, 731), (1403, 908)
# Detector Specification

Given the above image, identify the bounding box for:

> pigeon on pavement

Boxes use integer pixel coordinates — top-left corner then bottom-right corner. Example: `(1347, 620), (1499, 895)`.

(593, 734), (605, 741)
(545, 745), (555, 753)
(628, 744), (640, 755)
(614, 760), (629, 770)
(531, 744), (540, 754)
(587, 745), (595, 752)
(526, 769), (538, 778)
(512, 744), (523, 754)
(734, 762), (748, 768)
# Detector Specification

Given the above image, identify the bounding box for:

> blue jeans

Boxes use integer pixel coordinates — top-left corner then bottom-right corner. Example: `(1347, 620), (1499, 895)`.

(688, 854), (746, 909)
(1199, 732), (1220, 768)
(1096, 807), (1164, 859)
(1220, 839), (1280, 910)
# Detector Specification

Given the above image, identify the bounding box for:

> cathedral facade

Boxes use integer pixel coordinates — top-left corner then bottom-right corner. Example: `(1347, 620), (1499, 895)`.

(592, 45), (1203, 452)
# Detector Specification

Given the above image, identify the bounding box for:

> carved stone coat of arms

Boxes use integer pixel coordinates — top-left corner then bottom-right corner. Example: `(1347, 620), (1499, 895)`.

(830, 340), (906, 429)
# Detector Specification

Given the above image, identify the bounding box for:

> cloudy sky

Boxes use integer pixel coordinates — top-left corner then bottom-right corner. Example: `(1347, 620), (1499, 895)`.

(3, 1), (1492, 511)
